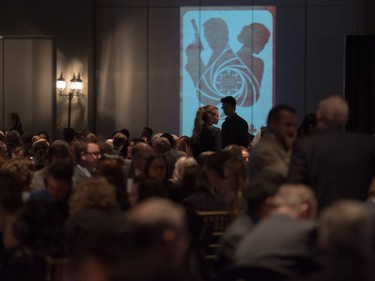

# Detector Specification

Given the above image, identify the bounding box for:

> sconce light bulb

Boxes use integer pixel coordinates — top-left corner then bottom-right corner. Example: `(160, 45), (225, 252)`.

(70, 73), (78, 91)
(76, 73), (83, 91)
(56, 72), (66, 91)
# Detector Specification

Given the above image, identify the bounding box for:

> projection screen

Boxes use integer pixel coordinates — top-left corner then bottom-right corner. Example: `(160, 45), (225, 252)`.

(180, 6), (275, 137)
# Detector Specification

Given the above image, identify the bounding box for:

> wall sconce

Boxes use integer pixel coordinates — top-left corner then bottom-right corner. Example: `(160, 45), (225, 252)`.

(56, 72), (83, 128)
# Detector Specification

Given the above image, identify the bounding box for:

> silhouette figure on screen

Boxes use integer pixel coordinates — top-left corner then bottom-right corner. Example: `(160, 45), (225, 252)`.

(236, 23), (270, 89)
(185, 18), (268, 108)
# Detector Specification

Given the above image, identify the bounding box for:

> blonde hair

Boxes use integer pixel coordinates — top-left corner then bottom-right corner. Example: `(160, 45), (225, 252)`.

(192, 105), (218, 142)
(69, 176), (119, 214)
(171, 157), (198, 184)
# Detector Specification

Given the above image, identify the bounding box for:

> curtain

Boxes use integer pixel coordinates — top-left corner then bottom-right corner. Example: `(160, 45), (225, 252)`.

(344, 35), (375, 134)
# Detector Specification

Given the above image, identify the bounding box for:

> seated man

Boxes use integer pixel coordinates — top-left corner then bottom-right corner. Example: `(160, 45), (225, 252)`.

(72, 139), (101, 186)
(30, 140), (71, 190)
(0, 171), (24, 251)
(127, 198), (189, 280)
(235, 184), (318, 278)
(123, 142), (154, 179)
(217, 173), (284, 268)
(112, 132), (127, 156)
(30, 161), (73, 218)
(71, 198), (189, 281)
(303, 200), (375, 281)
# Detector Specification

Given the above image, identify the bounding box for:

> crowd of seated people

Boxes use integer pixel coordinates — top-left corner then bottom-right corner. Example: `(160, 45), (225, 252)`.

(0, 94), (374, 281)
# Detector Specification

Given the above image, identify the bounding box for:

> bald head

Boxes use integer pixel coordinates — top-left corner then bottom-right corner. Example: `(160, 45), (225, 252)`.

(132, 142), (155, 172)
(317, 95), (349, 128)
(130, 198), (186, 229)
(319, 200), (373, 257)
(132, 142), (153, 156)
(152, 137), (171, 155)
(273, 183), (317, 219)
(129, 198), (188, 268)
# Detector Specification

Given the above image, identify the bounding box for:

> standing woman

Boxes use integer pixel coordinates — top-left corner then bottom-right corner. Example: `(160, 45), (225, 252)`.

(191, 105), (221, 158)
(7, 112), (23, 136)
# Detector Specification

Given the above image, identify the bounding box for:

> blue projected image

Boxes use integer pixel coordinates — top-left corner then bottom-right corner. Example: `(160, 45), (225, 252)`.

(180, 7), (275, 136)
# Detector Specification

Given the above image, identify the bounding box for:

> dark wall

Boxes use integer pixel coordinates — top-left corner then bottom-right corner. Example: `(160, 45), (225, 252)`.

(0, 0), (94, 137)
(362, 0), (375, 34)
(0, 37), (55, 138)
(95, 0), (360, 139)
(1, 0), (374, 139)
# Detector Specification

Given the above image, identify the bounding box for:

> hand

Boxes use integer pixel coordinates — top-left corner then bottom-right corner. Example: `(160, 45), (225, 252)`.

(186, 42), (202, 57)
(284, 130), (297, 151)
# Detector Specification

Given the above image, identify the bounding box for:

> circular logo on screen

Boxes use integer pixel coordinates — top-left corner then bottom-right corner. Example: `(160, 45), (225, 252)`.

(215, 70), (242, 95)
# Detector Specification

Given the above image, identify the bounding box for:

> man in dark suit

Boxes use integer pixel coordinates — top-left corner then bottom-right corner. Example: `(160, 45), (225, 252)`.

(235, 184), (318, 278)
(288, 95), (375, 211)
(221, 96), (250, 148)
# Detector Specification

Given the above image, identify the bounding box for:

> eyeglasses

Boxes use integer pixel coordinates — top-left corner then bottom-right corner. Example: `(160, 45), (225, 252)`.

(86, 151), (101, 157)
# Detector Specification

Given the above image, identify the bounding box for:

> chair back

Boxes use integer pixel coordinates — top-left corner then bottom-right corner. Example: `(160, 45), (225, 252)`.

(196, 210), (233, 259)
(45, 256), (71, 281)
(218, 265), (288, 281)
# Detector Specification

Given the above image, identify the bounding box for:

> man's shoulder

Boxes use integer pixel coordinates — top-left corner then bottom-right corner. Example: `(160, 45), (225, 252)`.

(296, 129), (374, 146)
(234, 113), (249, 127)
(30, 168), (47, 190)
(73, 165), (91, 184)
(232, 113), (243, 121)
(169, 148), (187, 160)
(30, 188), (50, 201)
(254, 133), (281, 149)
(222, 214), (254, 242)
(345, 131), (375, 142)
(73, 165), (86, 176)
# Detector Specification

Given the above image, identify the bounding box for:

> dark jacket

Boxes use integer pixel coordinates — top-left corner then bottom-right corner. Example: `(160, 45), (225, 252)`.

(288, 129), (375, 210)
(221, 113), (249, 148)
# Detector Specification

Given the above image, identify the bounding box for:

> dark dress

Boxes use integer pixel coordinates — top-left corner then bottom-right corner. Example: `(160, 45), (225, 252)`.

(192, 124), (221, 158)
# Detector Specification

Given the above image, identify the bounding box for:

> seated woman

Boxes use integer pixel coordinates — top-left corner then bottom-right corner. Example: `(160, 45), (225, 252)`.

(65, 176), (124, 257)
(129, 177), (167, 207)
(176, 136), (193, 157)
(145, 155), (183, 202)
(182, 164), (227, 213)
(96, 156), (129, 210)
(223, 157), (250, 214)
